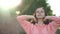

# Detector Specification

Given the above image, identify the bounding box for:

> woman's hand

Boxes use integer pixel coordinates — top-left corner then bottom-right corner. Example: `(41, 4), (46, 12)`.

(44, 16), (52, 21)
(30, 16), (36, 22)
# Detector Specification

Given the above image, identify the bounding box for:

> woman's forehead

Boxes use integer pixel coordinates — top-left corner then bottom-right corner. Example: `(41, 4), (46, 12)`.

(36, 8), (44, 11)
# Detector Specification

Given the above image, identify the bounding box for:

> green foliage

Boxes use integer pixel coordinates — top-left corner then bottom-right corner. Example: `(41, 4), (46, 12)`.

(56, 29), (60, 34)
(21, 0), (53, 15)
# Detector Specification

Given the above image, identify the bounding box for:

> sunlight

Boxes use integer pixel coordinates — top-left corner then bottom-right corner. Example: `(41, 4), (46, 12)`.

(0, 0), (22, 10)
(16, 11), (20, 15)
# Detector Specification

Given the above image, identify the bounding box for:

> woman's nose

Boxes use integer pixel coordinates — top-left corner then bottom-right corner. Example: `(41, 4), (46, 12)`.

(38, 12), (42, 14)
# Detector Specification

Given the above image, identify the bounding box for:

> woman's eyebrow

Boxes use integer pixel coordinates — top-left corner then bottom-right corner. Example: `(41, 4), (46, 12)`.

(36, 10), (41, 12)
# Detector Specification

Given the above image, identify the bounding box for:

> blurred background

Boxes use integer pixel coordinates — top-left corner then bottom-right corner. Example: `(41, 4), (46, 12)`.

(0, 0), (60, 34)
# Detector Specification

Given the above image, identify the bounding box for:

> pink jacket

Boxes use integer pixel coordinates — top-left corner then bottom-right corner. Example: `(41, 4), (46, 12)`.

(17, 15), (60, 34)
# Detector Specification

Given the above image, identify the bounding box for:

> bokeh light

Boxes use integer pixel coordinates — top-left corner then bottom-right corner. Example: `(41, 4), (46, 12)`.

(16, 11), (20, 15)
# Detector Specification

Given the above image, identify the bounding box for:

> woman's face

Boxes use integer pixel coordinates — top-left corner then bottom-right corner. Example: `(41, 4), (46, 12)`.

(36, 8), (45, 19)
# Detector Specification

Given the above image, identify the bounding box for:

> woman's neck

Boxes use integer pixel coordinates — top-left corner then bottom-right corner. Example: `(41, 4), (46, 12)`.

(37, 18), (44, 25)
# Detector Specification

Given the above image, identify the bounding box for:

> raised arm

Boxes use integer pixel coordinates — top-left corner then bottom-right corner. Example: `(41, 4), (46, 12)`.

(45, 16), (60, 27)
(17, 15), (34, 31)
(50, 16), (60, 26)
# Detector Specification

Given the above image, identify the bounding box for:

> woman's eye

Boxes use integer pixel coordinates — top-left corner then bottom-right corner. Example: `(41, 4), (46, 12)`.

(41, 11), (44, 13)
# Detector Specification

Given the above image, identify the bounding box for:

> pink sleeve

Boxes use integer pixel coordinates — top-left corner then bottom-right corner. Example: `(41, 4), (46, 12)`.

(17, 15), (31, 31)
(49, 16), (60, 27)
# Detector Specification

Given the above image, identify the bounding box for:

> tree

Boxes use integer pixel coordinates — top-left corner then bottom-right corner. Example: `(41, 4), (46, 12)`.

(20, 0), (53, 16)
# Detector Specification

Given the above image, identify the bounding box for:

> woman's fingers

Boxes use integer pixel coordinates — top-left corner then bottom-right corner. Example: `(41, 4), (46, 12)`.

(44, 16), (51, 21)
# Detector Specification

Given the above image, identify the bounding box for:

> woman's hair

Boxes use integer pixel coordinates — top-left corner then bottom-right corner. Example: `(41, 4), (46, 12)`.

(31, 7), (52, 25)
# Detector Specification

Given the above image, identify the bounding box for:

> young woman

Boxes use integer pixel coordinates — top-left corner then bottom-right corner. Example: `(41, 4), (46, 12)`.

(17, 7), (60, 34)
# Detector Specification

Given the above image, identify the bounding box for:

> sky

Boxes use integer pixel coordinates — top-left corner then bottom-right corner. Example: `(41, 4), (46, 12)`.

(47, 0), (60, 16)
